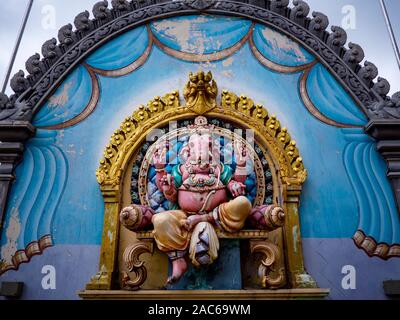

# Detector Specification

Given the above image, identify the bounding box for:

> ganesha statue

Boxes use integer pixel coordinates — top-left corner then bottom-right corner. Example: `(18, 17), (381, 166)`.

(120, 116), (286, 285)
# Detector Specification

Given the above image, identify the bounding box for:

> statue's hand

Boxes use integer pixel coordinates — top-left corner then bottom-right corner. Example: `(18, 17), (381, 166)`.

(180, 214), (212, 231)
(228, 181), (246, 197)
(153, 142), (169, 169)
(234, 141), (250, 167)
(160, 174), (175, 194)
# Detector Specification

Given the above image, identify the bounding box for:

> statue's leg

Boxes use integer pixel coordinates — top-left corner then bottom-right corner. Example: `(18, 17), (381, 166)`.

(247, 205), (285, 231)
(152, 210), (191, 284)
(212, 196), (252, 233)
(189, 221), (219, 267)
(120, 204), (155, 231)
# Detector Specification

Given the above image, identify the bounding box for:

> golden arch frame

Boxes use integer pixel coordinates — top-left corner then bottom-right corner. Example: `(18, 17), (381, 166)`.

(86, 71), (315, 291)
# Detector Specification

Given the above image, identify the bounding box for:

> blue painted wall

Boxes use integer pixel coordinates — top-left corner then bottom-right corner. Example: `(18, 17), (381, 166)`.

(1, 14), (399, 300)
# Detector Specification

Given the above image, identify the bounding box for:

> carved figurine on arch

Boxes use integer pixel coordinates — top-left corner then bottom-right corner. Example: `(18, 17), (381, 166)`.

(120, 115), (286, 285)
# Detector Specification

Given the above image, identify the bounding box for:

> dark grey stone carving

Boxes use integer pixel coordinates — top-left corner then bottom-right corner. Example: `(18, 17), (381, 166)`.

(74, 11), (95, 36)
(186, 0), (215, 10)
(290, 0), (309, 27)
(327, 26), (347, 54)
(270, 0), (289, 16)
(10, 70), (29, 96)
(343, 43), (365, 70)
(357, 61), (378, 87)
(308, 12), (329, 39)
(93, 0), (112, 21)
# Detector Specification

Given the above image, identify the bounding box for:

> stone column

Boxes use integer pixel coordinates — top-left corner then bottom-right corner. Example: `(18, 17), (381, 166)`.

(283, 184), (317, 288)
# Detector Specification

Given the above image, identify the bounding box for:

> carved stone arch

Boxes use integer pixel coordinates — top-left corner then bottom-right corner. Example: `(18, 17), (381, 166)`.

(87, 71), (315, 293)
(2, 1), (399, 119)
(0, 1), (400, 238)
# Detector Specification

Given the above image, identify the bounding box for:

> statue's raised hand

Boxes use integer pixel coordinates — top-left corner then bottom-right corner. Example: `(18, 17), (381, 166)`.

(234, 141), (250, 167)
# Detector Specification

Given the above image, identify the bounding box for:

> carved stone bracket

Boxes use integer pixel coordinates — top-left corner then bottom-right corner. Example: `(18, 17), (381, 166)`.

(250, 239), (286, 289)
(121, 239), (154, 290)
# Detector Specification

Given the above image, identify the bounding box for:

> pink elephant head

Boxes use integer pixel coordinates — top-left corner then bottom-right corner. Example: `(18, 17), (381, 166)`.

(179, 133), (221, 173)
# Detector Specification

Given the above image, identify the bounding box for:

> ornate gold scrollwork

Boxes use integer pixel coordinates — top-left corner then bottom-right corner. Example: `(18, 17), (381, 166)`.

(121, 240), (154, 290)
(250, 239), (286, 289)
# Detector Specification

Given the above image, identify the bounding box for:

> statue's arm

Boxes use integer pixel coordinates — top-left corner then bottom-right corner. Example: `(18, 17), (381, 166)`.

(153, 143), (179, 202)
(232, 141), (251, 184)
(221, 164), (246, 197)
(155, 169), (178, 203)
(232, 164), (248, 184)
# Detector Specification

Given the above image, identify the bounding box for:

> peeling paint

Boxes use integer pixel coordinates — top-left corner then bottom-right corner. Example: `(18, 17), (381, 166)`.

(55, 130), (65, 148)
(199, 61), (216, 70)
(261, 28), (308, 63)
(292, 225), (299, 254)
(152, 17), (209, 54)
(49, 82), (72, 108)
(222, 57), (234, 67)
(65, 144), (77, 156)
(0, 209), (21, 264)
(221, 70), (234, 78)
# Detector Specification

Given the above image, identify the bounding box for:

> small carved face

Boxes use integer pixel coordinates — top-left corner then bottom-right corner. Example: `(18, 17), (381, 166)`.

(180, 133), (220, 172)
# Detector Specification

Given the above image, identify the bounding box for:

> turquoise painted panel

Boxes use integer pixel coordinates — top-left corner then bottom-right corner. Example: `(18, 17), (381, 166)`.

(252, 24), (315, 66)
(306, 63), (368, 126)
(86, 26), (149, 70)
(342, 129), (400, 244)
(150, 15), (251, 54)
(33, 65), (92, 127)
(0, 131), (68, 260)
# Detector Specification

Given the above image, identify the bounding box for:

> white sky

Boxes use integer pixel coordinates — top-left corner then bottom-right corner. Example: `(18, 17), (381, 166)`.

(0, 0), (399, 95)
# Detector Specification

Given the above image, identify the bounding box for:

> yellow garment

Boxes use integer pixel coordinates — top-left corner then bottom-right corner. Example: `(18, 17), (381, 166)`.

(151, 196), (251, 264)
(218, 196), (252, 233)
(152, 210), (190, 252)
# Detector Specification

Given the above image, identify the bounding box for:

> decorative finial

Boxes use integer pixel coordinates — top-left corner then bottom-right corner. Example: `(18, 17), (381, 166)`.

(183, 71), (218, 114)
